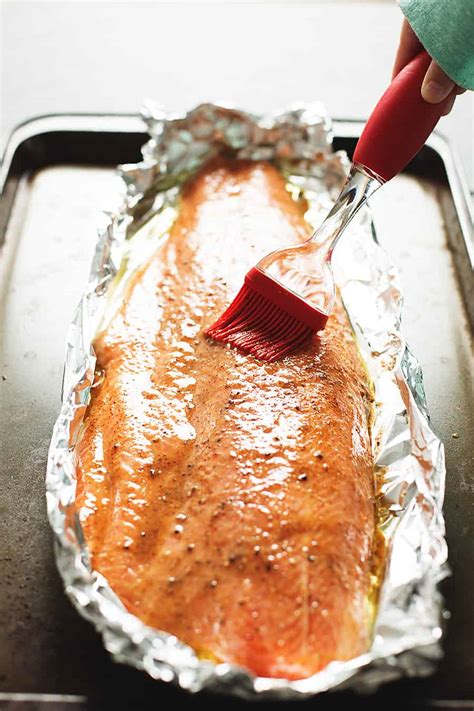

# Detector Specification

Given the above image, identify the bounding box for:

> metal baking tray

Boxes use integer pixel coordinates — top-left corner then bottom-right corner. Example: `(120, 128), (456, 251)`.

(0, 114), (472, 711)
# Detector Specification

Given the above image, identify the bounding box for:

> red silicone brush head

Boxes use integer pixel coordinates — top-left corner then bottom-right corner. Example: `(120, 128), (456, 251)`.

(205, 268), (328, 362)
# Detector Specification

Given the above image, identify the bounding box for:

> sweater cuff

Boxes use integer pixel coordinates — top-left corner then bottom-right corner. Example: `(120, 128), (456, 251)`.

(399, 0), (474, 90)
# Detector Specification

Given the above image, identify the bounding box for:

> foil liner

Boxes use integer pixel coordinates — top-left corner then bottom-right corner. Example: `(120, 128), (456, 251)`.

(46, 102), (448, 700)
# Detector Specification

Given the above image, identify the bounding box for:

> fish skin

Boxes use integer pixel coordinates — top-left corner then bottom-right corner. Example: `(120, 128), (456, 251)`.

(75, 158), (376, 680)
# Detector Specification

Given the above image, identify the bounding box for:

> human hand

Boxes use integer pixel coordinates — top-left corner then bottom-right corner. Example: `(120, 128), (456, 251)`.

(393, 18), (466, 115)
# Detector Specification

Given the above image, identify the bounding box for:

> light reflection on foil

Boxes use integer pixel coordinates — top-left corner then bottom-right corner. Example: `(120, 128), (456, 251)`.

(46, 103), (448, 699)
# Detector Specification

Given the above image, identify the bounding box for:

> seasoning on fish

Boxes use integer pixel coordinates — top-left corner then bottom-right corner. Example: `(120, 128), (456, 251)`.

(75, 158), (377, 680)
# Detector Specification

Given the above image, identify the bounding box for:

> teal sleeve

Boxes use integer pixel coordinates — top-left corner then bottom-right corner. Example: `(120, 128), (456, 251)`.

(399, 0), (474, 89)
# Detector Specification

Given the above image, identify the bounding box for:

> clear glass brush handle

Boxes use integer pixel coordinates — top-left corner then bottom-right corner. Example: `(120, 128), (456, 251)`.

(257, 164), (383, 315)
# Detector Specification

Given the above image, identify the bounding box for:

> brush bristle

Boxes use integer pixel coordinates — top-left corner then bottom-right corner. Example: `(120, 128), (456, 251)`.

(205, 282), (315, 362)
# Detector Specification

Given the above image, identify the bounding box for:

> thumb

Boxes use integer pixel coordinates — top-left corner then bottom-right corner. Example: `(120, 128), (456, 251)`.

(421, 60), (455, 103)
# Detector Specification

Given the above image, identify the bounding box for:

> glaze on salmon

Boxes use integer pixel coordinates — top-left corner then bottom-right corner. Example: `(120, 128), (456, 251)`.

(75, 158), (376, 680)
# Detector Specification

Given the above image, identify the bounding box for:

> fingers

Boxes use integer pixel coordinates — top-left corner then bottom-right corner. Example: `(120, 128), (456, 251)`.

(392, 18), (422, 78)
(421, 60), (456, 103)
(392, 18), (465, 116)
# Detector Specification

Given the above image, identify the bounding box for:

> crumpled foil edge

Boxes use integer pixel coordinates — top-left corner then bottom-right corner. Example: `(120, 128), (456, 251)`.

(46, 102), (448, 700)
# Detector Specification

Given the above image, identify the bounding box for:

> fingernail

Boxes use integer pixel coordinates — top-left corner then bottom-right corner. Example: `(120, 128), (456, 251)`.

(422, 80), (451, 103)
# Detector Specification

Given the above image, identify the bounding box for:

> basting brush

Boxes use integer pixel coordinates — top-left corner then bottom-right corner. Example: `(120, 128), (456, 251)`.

(206, 51), (450, 362)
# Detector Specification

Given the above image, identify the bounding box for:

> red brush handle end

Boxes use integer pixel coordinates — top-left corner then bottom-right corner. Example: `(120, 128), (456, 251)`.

(354, 51), (449, 182)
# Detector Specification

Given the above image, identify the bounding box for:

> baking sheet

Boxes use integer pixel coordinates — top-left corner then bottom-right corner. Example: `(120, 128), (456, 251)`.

(0, 115), (472, 709)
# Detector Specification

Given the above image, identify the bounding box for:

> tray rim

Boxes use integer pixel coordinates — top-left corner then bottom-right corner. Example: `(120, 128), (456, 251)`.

(0, 111), (472, 232)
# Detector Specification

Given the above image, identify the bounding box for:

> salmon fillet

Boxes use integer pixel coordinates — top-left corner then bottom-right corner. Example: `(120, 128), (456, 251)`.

(75, 158), (376, 680)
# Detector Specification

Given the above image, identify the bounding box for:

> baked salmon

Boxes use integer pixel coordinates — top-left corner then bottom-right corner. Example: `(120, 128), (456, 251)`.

(75, 158), (377, 680)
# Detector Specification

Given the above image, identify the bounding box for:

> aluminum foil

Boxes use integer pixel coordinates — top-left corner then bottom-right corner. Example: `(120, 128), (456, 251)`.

(46, 102), (448, 700)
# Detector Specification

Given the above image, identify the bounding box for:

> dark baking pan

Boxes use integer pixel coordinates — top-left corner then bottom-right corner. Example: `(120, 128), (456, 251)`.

(0, 114), (472, 711)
